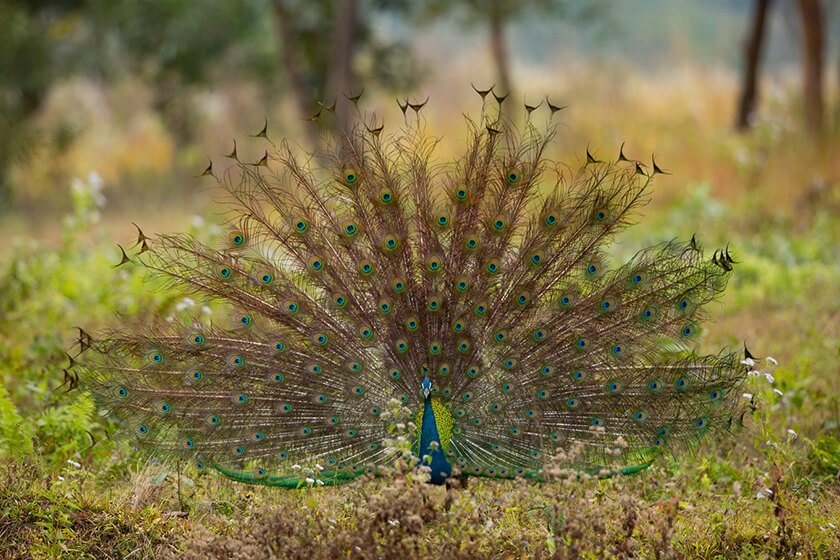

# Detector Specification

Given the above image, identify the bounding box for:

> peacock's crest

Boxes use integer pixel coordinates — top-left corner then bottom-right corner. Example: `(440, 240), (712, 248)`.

(74, 91), (747, 486)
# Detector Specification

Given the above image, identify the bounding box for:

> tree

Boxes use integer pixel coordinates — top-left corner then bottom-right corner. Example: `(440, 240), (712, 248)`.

(735, 0), (773, 130)
(416, 0), (603, 113)
(796, 0), (824, 136)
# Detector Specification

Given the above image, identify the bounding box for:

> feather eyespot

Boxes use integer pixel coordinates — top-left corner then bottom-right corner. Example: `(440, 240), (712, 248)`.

(359, 259), (375, 276)
(455, 275), (470, 292)
(426, 255), (443, 273)
(543, 210), (561, 227)
(392, 277), (407, 293)
(342, 168), (359, 185)
(378, 188), (395, 204)
(382, 234), (400, 252)
(491, 215), (507, 232)
(464, 234), (481, 251)
(228, 230), (247, 247)
(342, 220), (359, 237)
(293, 218), (308, 233)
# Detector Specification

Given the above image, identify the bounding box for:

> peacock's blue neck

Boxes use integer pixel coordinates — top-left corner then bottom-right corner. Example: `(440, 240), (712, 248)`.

(420, 395), (452, 485)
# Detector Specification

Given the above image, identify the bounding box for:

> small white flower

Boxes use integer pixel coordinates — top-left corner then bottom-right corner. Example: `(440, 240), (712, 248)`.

(67, 459), (81, 468)
(58, 476), (65, 482)
(774, 389), (784, 397)
(388, 519), (400, 527)
(292, 464), (301, 469)
(767, 356), (778, 365)
(787, 429), (797, 439)
(828, 522), (836, 529)
(315, 464), (324, 471)
(748, 369), (761, 377)
(741, 358), (756, 367)
(764, 372), (775, 384)
(176, 297), (196, 311)
(305, 477), (315, 484)
(316, 479), (325, 486)
(202, 306), (212, 315)
(742, 393), (754, 400)
(766, 440), (778, 448)
(756, 491), (766, 499)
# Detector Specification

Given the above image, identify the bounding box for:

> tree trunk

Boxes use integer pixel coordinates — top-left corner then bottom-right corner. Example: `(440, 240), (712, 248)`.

(325, 0), (359, 140)
(796, 0), (824, 136)
(488, 13), (513, 115)
(270, 0), (320, 152)
(735, 0), (772, 130)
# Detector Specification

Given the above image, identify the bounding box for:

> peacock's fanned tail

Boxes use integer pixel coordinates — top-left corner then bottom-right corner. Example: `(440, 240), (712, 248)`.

(77, 107), (746, 486)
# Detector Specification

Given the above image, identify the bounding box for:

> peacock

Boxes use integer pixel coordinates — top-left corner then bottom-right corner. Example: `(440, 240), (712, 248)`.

(73, 90), (747, 487)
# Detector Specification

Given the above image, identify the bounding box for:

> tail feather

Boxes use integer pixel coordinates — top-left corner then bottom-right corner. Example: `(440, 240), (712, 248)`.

(76, 105), (747, 484)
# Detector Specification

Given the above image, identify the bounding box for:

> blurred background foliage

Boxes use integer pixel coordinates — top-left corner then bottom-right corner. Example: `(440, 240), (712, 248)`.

(1, 0), (839, 557)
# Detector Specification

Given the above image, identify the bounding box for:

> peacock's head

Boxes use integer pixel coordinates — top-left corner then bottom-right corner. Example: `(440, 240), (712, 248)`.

(422, 378), (432, 399)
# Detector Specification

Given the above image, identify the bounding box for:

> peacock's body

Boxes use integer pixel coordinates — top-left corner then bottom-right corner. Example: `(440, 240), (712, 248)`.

(76, 96), (746, 487)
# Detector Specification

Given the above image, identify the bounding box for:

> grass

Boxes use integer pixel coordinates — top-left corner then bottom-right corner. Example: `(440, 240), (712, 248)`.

(1, 67), (839, 558)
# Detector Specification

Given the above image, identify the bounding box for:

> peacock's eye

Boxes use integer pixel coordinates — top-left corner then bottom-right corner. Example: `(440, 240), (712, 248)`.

(343, 168), (358, 185)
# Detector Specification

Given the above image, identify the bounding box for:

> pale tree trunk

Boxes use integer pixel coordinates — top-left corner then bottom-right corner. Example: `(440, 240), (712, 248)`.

(796, 0), (824, 136)
(271, 0), (320, 152)
(489, 12), (513, 116)
(325, 0), (359, 140)
(736, 0), (773, 130)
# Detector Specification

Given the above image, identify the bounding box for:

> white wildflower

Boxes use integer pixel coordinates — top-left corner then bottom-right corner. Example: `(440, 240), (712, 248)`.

(67, 459), (81, 468)
(748, 369), (761, 377)
(742, 393), (754, 400)
(305, 477), (315, 484)
(316, 479), (325, 486)
(774, 388), (784, 397)
(291, 464), (301, 469)
(176, 297), (196, 311)
(755, 491), (766, 499)
(767, 356), (778, 365)
(741, 357), (755, 367)
(786, 429), (797, 439)
(388, 519), (400, 527)
(764, 372), (775, 384)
